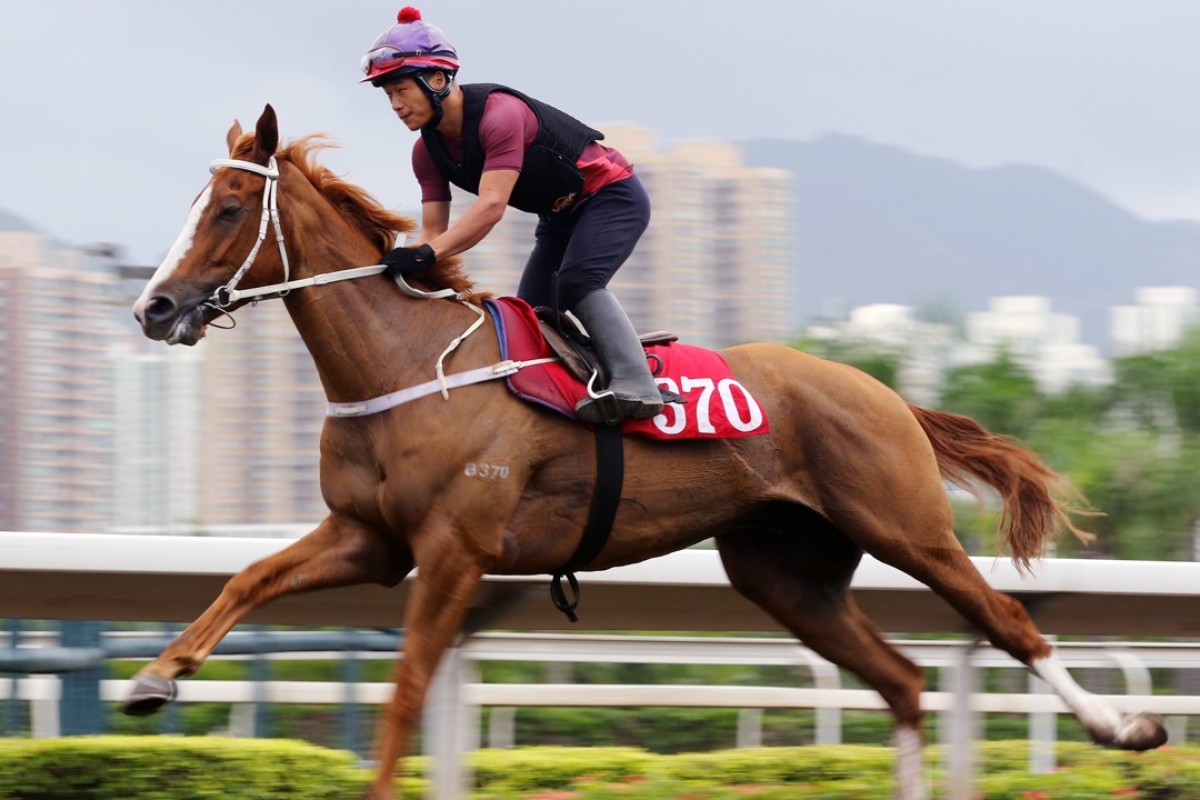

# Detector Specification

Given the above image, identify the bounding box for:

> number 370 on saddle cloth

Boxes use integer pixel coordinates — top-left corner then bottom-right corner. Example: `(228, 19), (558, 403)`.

(486, 297), (770, 440)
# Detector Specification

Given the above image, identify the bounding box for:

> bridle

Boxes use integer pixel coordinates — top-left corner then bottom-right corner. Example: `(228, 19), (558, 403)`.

(207, 156), (291, 308)
(202, 155), (454, 314)
(199, 154), (556, 415)
(206, 156), (404, 310)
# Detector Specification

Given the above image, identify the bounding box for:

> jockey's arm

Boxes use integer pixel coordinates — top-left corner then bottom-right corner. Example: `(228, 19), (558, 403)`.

(424, 168), (519, 260)
(419, 200), (449, 246)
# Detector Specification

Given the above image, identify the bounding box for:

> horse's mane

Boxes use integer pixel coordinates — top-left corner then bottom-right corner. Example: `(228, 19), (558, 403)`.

(231, 133), (479, 298)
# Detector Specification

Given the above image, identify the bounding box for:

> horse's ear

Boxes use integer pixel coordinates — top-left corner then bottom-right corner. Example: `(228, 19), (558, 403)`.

(252, 104), (279, 165)
(225, 120), (243, 155)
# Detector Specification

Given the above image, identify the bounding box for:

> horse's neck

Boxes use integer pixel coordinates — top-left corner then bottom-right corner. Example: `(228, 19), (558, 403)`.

(279, 199), (478, 404)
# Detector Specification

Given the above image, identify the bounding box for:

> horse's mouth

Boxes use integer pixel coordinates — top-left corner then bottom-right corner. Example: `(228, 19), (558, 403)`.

(164, 305), (209, 346)
(136, 282), (225, 346)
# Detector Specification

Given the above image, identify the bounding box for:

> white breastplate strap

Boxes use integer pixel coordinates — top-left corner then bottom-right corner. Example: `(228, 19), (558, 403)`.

(326, 357), (558, 418)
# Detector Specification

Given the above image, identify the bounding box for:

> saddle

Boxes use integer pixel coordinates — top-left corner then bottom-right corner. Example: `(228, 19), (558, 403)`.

(533, 305), (679, 389)
(484, 296), (769, 441)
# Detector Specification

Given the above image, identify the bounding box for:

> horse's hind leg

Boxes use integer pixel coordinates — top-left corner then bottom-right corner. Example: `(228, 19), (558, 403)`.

(716, 516), (928, 800)
(122, 513), (410, 716)
(857, 401), (1167, 751)
(886, 540), (1166, 750)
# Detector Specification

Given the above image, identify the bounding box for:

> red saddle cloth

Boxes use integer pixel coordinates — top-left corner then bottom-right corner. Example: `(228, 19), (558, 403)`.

(485, 297), (770, 440)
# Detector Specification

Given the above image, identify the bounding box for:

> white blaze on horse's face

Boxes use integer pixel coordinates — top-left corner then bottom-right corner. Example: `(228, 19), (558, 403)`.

(134, 185), (214, 315)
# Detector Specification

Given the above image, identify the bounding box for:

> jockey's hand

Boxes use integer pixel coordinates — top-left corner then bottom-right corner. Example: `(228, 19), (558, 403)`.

(380, 243), (437, 277)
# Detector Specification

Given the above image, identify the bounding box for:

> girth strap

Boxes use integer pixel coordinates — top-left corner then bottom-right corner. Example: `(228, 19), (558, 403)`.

(549, 424), (624, 622)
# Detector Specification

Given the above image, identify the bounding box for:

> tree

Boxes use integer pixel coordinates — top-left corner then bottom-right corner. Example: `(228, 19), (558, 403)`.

(791, 337), (902, 389)
(791, 335), (1200, 560)
(939, 349), (1040, 439)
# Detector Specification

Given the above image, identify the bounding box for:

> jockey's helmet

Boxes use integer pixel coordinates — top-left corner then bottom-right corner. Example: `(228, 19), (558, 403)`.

(360, 7), (460, 87)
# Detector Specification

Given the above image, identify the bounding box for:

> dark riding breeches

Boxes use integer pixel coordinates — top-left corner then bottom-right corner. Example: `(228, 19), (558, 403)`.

(516, 173), (651, 311)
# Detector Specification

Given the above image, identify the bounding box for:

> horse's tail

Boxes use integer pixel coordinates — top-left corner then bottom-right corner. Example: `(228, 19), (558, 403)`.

(907, 403), (1094, 569)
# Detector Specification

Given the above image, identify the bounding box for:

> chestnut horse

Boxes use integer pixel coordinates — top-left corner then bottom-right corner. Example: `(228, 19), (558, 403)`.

(129, 105), (1165, 800)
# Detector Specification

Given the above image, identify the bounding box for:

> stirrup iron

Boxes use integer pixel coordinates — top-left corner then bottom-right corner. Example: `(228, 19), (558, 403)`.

(577, 369), (625, 426)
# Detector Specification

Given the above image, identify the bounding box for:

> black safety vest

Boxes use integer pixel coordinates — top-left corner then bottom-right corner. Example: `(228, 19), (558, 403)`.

(420, 83), (604, 215)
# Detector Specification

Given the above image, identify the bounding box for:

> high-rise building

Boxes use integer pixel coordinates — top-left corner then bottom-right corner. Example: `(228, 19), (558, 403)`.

(0, 228), (119, 532)
(109, 266), (204, 534)
(113, 266), (321, 536)
(195, 301), (328, 526)
(113, 346), (204, 533)
(445, 125), (796, 348)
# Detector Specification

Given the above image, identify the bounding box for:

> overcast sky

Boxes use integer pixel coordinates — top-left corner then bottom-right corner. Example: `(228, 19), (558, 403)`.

(4, 1), (1200, 264)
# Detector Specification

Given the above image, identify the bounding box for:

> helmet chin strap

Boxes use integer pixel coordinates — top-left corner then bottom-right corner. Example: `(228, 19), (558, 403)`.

(416, 71), (453, 129)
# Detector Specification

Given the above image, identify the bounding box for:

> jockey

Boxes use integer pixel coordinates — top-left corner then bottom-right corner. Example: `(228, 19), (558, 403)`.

(361, 7), (669, 425)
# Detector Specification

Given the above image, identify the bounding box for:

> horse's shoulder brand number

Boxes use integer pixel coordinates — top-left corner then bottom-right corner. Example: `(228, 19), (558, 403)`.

(465, 462), (509, 480)
(652, 375), (765, 435)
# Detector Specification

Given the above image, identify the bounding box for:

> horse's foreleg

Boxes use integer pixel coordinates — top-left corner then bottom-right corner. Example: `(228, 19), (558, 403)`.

(897, 544), (1167, 750)
(366, 519), (489, 800)
(123, 513), (410, 716)
(716, 527), (928, 800)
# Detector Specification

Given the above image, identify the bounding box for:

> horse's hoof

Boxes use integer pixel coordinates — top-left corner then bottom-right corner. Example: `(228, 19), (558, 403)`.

(1113, 712), (1168, 751)
(121, 674), (177, 717)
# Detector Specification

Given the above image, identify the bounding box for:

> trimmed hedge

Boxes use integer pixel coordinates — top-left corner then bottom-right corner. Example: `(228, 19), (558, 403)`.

(2, 737), (1199, 798)
(0, 737), (369, 799)
(469, 746), (657, 792)
(470, 743), (1200, 798)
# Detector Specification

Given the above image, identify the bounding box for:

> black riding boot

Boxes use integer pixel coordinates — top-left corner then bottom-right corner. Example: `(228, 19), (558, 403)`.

(572, 289), (664, 425)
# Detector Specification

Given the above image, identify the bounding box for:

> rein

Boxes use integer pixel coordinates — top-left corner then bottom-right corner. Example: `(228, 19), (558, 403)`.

(206, 155), (556, 414)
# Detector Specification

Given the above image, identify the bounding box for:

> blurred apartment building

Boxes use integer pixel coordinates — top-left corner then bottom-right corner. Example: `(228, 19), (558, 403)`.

(112, 267), (325, 533)
(807, 295), (1113, 400)
(448, 125), (797, 348)
(0, 223), (119, 532)
(114, 343), (203, 532)
(810, 288), (1200, 401)
(1111, 286), (1199, 356)
(961, 296), (1110, 392)
(0, 223), (324, 536)
(805, 303), (960, 406)
(193, 301), (326, 527)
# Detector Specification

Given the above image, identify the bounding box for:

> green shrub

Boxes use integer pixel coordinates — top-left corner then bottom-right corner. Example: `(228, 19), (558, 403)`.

(4, 737), (1200, 799)
(662, 745), (897, 785)
(0, 737), (368, 800)
(469, 746), (656, 791)
(978, 768), (1135, 800)
(1127, 745), (1200, 797)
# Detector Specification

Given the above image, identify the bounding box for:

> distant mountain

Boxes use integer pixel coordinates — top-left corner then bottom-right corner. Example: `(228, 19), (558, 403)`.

(742, 135), (1200, 347)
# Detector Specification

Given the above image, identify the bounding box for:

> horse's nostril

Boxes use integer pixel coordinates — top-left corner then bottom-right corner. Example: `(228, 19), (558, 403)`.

(143, 295), (178, 323)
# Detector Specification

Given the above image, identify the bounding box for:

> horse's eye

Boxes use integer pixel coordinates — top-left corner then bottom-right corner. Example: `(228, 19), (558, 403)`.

(217, 205), (241, 221)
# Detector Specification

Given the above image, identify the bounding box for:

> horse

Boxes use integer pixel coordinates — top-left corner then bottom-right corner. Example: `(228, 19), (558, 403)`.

(128, 104), (1166, 800)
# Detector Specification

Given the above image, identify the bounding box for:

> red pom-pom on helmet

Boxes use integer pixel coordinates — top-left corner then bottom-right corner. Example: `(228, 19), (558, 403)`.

(397, 7), (422, 23)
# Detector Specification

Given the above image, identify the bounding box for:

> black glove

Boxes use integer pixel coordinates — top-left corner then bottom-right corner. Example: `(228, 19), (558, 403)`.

(380, 243), (437, 277)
